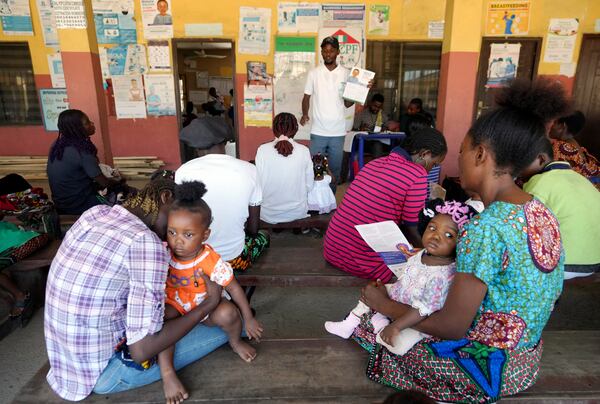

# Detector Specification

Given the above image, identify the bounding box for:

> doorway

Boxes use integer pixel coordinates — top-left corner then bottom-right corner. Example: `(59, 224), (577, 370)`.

(473, 37), (541, 118)
(172, 39), (236, 162)
(573, 34), (600, 158)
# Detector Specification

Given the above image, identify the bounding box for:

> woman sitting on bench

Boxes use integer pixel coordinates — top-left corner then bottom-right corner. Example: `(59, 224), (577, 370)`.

(355, 79), (567, 403)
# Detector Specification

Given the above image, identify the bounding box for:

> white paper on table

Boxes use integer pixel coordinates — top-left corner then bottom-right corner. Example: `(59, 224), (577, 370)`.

(343, 68), (375, 104)
(355, 221), (413, 277)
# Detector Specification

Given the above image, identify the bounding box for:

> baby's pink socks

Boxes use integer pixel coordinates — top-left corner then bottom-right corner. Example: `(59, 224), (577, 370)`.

(324, 313), (361, 339)
(370, 312), (390, 333)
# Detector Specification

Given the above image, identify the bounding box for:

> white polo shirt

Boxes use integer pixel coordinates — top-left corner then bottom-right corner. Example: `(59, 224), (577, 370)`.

(304, 64), (349, 137)
(255, 139), (314, 224)
(175, 154), (262, 261)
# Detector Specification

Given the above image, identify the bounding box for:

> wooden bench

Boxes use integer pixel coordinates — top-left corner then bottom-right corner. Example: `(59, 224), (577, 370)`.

(259, 213), (332, 231)
(13, 331), (600, 403)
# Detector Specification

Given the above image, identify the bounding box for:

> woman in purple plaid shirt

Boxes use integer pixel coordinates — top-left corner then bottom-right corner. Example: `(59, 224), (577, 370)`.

(44, 178), (229, 401)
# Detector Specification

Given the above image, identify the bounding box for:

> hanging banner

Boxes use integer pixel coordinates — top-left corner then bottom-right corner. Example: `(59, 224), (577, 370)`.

(112, 75), (147, 119)
(141, 0), (173, 39)
(239, 7), (271, 55)
(53, 0), (87, 29)
(320, 4), (365, 28)
(0, 0), (33, 35)
(274, 36), (315, 140)
(144, 74), (176, 116)
(48, 52), (66, 88)
(106, 44), (148, 76)
(244, 84), (273, 127)
(367, 5), (389, 35)
(486, 43), (520, 88)
(277, 2), (320, 33)
(93, 0), (137, 44)
(36, 0), (58, 46)
(544, 18), (579, 63)
(40, 89), (69, 131)
(147, 40), (171, 71)
(486, 1), (530, 36)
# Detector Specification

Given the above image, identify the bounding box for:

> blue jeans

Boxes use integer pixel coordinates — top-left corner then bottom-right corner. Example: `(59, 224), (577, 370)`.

(93, 324), (228, 394)
(309, 134), (344, 193)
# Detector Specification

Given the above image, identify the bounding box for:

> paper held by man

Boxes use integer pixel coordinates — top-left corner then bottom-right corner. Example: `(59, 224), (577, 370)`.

(343, 68), (375, 104)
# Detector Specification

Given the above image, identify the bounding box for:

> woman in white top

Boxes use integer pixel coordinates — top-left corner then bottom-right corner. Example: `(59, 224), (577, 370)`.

(256, 113), (314, 224)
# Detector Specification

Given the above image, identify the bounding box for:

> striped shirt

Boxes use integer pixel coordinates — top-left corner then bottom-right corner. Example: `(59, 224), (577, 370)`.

(324, 151), (427, 282)
(45, 205), (169, 401)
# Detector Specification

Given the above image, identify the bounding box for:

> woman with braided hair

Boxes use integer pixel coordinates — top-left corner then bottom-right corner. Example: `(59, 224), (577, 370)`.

(255, 112), (314, 224)
(46, 109), (131, 214)
(45, 178), (229, 401)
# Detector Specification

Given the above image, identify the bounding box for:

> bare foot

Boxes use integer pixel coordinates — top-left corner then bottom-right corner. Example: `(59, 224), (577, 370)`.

(230, 339), (257, 363)
(162, 371), (189, 404)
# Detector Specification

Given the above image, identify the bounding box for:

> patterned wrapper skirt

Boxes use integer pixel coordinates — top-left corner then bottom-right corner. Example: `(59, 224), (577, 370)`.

(353, 313), (542, 404)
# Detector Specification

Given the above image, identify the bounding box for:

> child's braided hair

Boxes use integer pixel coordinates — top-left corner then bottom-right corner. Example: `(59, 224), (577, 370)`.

(123, 177), (175, 225)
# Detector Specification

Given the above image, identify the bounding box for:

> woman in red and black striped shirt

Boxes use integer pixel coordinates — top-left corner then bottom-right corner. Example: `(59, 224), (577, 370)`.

(324, 128), (447, 282)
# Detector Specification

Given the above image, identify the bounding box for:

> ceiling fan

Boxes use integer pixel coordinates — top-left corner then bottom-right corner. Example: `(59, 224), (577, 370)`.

(191, 50), (227, 59)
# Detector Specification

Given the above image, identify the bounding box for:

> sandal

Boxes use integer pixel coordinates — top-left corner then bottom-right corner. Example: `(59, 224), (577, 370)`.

(9, 291), (32, 327)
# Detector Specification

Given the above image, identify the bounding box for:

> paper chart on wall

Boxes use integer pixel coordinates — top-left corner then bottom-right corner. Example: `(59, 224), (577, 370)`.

(98, 46), (111, 79)
(196, 71), (209, 88)
(428, 21), (444, 39)
(544, 18), (579, 63)
(274, 37), (315, 141)
(244, 84), (273, 127)
(93, 0), (137, 44)
(0, 0), (33, 35)
(112, 74), (147, 119)
(277, 2), (320, 33)
(106, 44), (148, 76)
(36, 0), (58, 46)
(239, 7), (271, 55)
(367, 5), (389, 35)
(320, 4), (365, 28)
(40, 89), (69, 131)
(48, 52), (66, 88)
(53, 0), (87, 29)
(147, 40), (171, 71)
(486, 43), (520, 88)
(143, 74), (176, 116)
(141, 0), (173, 39)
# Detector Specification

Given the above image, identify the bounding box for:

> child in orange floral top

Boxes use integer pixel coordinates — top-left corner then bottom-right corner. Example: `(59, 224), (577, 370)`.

(159, 181), (263, 403)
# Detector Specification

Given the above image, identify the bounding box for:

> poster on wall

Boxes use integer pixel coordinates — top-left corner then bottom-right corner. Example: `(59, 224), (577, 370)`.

(239, 7), (271, 55)
(485, 43), (520, 88)
(93, 0), (137, 44)
(273, 36), (315, 140)
(36, 0), (58, 46)
(0, 0), (33, 35)
(428, 21), (444, 39)
(189, 90), (207, 104)
(98, 46), (111, 79)
(40, 89), (69, 131)
(53, 0), (87, 29)
(485, 1), (529, 36)
(143, 74), (176, 116)
(148, 40), (171, 71)
(112, 75), (147, 119)
(247, 61), (270, 85)
(320, 4), (365, 28)
(47, 52), (66, 88)
(141, 0), (173, 39)
(543, 18), (579, 63)
(244, 84), (273, 127)
(318, 26), (364, 69)
(106, 44), (148, 76)
(277, 2), (320, 33)
(195, 71), (209, 88)
(367, 5), (389, 35)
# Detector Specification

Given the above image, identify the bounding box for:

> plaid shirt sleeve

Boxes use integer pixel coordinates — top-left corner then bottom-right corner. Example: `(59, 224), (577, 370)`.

(125, 231), (169, 345)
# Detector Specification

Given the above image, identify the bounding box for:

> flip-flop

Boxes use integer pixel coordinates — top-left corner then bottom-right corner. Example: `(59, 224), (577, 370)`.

(10, 292), (32, 327)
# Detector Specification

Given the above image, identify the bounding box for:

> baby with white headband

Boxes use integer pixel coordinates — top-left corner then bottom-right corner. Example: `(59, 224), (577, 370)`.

(325, 199), (477, 355)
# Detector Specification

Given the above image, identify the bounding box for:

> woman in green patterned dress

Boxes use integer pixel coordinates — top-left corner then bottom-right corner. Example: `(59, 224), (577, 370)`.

(354, 79), (569, 403)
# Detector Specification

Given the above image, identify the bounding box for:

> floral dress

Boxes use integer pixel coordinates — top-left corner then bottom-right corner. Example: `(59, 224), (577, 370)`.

(552, 139), (600, 191)
(353, 199), (564, 403)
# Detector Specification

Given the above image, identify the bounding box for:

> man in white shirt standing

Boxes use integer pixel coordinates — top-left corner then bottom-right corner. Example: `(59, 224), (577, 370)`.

(175, 127), (269, 271)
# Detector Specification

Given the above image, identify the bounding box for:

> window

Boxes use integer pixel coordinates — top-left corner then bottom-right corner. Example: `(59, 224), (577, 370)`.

(366, 42), (442, 121)
(0, 43), (41, 125)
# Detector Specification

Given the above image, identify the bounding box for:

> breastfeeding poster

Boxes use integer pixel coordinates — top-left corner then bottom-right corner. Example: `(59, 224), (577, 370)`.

(112, 75), (147, 119)
(141, 0), (173, 39)
(143, 74), (176, 116)
(0, 0), (33, 35)
(486, 1), (530, 36)
(93, 0), (137, 44)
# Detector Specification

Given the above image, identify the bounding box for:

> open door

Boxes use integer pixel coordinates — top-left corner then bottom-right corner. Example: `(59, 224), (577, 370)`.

(473, 38), (541, 118)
